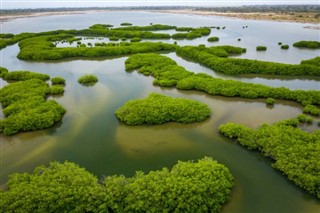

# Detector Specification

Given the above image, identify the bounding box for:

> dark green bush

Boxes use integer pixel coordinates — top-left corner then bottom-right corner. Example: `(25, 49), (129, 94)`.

(109, 36), (119, 41)
(278, 42), (282, 45)
(89, 24), (113, 29)
(219, 119), (320, 198)
(51, 77), (66, 85)
(120, 22), (132, 26)
(256, 46), (267, 51)
(281, 45), (289, 49)
(116, 93), (211, 125)
(78, 74), (98, 84)
(207, 36), (219, 42)
(293, 40), (320, 49)
(114, 24), (176, 31)
(0, 67), (9, 78)
(175, 27), (193, 31)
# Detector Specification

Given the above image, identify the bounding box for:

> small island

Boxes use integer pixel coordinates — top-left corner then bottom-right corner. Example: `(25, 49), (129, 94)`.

(115, 93), (211, 125)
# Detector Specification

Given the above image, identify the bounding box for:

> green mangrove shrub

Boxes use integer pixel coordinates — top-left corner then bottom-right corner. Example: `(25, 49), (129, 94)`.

(78, 74), (98, 85)
(175, 27), (193, 31)
(281, 45), (289, 49)
(219, 118), (320, 198)
(0, 67), (9, 78)
(0, 78), (66, 135)
(51, 76), (66, 85)
(176, 45), (320, 76)
(266, 98), (275, 105)
(207, 36), (219, 42)
(120, 22), (133, 26)
(297, 114), (314, 123)
(125, 53), (320, 106)
(256, 46), (267, 51)
(303, 104), (320, 116)
(49, 85), (65, 94)
(130, 37), (141, 42)
(116, 93), (210, 125)
(0, 157), (234, 212)
(293, 40), (320, 49)
(114, 24), (176, 31)
(301, 57), (320, 67)
(2, 70), (50, 81)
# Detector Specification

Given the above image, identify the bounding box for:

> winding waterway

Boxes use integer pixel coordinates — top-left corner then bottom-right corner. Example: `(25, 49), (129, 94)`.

(1, 11), (319, 212)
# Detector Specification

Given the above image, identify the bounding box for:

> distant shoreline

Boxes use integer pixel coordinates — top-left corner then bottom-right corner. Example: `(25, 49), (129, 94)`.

(1, 9), (319, 30)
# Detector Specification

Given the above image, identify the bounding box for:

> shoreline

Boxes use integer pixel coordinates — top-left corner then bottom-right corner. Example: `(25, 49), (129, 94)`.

(1, 9), (319, 29)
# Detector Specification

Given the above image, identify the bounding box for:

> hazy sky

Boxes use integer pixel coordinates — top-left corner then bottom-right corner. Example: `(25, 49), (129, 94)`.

(1, 0), (318, 9)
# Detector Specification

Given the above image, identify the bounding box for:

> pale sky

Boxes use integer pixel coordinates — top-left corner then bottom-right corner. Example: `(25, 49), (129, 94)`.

(1, 0), (319, 9)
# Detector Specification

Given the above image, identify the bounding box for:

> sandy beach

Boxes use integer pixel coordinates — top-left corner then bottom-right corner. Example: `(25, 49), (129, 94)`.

(1, 9), (319, 29)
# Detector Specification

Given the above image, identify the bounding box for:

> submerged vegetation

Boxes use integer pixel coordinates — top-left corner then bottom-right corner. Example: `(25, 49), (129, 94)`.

(176, 45), (320, 76)
(0, 69), (66, 135)
(219, 117), (320, 198)
(0, 157), (234, 212)
(116, 93), (211, 125)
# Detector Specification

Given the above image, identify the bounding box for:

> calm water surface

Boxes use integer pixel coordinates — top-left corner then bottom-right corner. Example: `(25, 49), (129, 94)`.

(1, 11), (319, 213)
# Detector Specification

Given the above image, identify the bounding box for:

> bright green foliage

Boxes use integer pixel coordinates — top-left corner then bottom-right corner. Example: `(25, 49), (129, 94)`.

(0, 162), (105, 212)
(17, 34), (176, 60)
(293, 40), (320, 49)
(175, 27), (194, 31)
(303, 104), (320, 116)
(281, 45), (289, 49)
(219, 119), (320, 198)
(0, 33), (14, 38)
(49, 85), (65, 94)
(266, 98), (275, 105)
(114, 24), (176, 31)
(176, 45), (320, 76)
(130, 37), (141, 42)
(104, 157), (233, 212)
(301, 57), (320, 67)
(109, 36), (119, 41)
(78, 74), (98, 85)
(297, 114), (314, 123)
(89, 24), (114, 29)
(2, 70), (50, 81)
(0, 66), (9, 78)
(0, 32), (36, 49)
(120, 22), (133, 26)
(116, 93), (210, 125)
(256, 46), (267, 51)
(51, 76), (66, 85)
(0, 79), (66, 135)
(207, 36), (219, 42)
(172, 27), (211, 40)
(0, 158), (233, 212)
(125, 54), (320, 105)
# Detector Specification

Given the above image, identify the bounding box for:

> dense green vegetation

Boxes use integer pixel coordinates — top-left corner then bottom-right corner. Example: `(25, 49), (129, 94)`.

(207, 36), (219, 42)
(130, 37), (141, 42)
(256, 46), (267, 51)
(303, 105), (320, 116)
(116, 93), (211, 125)
(0, 157), (234, 212)
(89, 24), (114, 29)
(219, 117), (320, 198)
(114, 24), (176, 31)
(266, 97), (275, 105)
(1, 70), (50, 81)
(125, 54), (320, 106)
(293, 40), (320, 49)
(51, 76), (66, 85)
(301, 56), (320, 67)
(0, 32), (36, 49)
(120, 22), (133, 26)
(175, 27), (193, 31)
(17, 34), (176, 60)
(78, 74), (98, 85)
(172, 27), (211, 40)
(176, 45), (320, 76)
(281, 44), (289, 49)
(0, 71), (66, 135)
